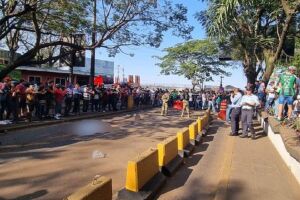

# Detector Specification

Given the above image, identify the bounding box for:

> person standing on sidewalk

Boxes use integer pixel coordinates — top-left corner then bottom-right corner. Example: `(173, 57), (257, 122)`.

(64, 84), (73, 116)
(240, 86), (260, 139)
(277, 66), (297, 121)
(161, 90), (170, 116)
(82, 85), (92, 112)
(230, 88), (242, 136)
(72, 84), (81, 115)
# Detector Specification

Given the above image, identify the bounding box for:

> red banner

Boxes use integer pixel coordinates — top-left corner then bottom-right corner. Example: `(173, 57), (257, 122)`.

(94, 76), (103, 86)
(173, 100), (183, 110)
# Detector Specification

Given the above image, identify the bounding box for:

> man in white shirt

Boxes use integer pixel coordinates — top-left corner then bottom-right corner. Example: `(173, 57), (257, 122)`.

(240, 86), (260, 139)
(230, 88), (242, 136)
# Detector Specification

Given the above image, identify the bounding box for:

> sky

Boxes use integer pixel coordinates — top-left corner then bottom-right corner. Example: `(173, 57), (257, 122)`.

(96, 0), (247, 88)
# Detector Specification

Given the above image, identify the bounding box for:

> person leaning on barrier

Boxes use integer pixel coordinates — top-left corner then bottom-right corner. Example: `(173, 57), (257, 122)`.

(181, 89), (190, 118)
(239, 86), (260, 139)
(161, 90), (170, 116)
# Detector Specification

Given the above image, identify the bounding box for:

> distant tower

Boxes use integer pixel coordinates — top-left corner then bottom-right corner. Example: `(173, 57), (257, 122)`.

(122, 67), (125, 83)
(117, 65), (120, 83)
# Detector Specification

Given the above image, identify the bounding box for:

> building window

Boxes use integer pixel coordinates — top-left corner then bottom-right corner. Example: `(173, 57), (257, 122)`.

(29, 76), (41, 84)
(55, 78), (66, 86)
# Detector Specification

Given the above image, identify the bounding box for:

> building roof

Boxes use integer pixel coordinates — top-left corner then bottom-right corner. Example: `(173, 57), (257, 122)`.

(17, 66), (112, 77)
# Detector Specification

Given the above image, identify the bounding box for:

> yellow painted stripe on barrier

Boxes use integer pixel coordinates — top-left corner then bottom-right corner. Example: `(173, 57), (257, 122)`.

(157, 136), (178, 167)
(66, 176), (112, 200)
(197, 117), (202, 133)
(189, 122), (197, 140)
(177, 127), (189, 151)
(125, 148), (159, 192)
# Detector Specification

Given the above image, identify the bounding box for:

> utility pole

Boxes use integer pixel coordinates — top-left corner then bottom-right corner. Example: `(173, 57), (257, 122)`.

(90, 0), (96, 88)
(220, 76), (224, 87)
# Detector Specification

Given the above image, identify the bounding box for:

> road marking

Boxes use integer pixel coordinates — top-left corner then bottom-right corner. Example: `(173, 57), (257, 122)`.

(214, 133), (235, 200)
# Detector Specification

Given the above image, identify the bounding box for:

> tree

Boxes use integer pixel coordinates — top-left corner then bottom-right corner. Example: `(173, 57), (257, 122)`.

(198, 0), (300, 84)
(155, 39), (230, 89)
(0, 0), (193, 80)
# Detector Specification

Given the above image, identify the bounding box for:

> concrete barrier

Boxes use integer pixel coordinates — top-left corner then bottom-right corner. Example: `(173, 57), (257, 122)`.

(66, 176), (112, 200)
(189, 122), (201, 145)
(265, 122), (300, 185)
(197, 117), (203, 133)
(177, 127), (194, 157)
(118, 148), (166, 200)
(202, 111), (210, 136)
(157, 136), (183, 176)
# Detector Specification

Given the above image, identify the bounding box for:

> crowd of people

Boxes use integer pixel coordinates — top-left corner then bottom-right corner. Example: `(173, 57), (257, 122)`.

(0, 78), (169, 123)
(225, 66), (300, 139)
(159, 66), (300, 139)
(1, 65), (299, 129)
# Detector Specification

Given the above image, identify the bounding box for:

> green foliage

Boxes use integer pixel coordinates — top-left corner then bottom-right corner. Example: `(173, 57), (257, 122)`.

(0, 65), (20, 80)
(0, 0), (193, 79)
(197, 0), (300, 83)
(155, 39), (230, 84)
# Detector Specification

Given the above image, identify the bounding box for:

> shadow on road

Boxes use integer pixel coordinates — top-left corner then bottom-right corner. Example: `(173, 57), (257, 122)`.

(156, 119), (223, 199)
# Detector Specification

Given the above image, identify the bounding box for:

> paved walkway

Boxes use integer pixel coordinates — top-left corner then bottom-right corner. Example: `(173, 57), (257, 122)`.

(157, 119), (300, 200)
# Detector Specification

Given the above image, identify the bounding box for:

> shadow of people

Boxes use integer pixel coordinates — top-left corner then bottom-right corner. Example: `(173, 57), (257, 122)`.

(2, 190), (48, 200)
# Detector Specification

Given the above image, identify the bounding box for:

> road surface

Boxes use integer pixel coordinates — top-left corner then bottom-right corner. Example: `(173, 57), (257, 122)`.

(0, 108), (201, 200)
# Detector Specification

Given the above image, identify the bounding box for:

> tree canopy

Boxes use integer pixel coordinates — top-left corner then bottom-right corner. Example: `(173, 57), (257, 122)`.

(0, 0), (193, 79)
(155, 39), (230, 88)
(198, 0), (300, 84)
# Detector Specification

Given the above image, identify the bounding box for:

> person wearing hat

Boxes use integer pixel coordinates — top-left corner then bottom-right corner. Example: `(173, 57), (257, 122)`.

(239, 86), (260, 139)
(181, 89), (190, 118)
(277, 66), (297, 121)
(161, 90), (170, 116)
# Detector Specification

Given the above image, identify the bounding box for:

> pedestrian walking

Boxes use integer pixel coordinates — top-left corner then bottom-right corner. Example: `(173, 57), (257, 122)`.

(240, 86), (260, 139)
(161, 91), (170, 116)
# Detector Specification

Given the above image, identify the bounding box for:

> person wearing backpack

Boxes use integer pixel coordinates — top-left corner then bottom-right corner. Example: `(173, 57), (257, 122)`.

(277, 66), (297, 121)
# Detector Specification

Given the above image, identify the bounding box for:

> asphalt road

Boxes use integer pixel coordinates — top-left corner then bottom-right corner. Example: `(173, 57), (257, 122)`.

(0, 108), (201, 200)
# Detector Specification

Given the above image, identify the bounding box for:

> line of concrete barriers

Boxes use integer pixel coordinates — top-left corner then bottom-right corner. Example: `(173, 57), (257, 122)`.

(65, 109), (211, 200)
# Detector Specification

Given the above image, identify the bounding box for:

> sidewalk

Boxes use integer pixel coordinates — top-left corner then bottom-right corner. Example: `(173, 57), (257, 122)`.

(0, 106), (152, 133)
(157, 119), (300, 200)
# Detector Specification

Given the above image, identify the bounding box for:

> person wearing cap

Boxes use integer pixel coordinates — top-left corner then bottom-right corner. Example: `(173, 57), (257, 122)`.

(230, 88), (242, 136)
(239, 86), (260, 139)
(277, 66), (297, 121)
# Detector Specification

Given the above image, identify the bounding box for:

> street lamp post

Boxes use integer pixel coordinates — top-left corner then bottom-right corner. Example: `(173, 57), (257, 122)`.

(220, 76), (224, 87)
